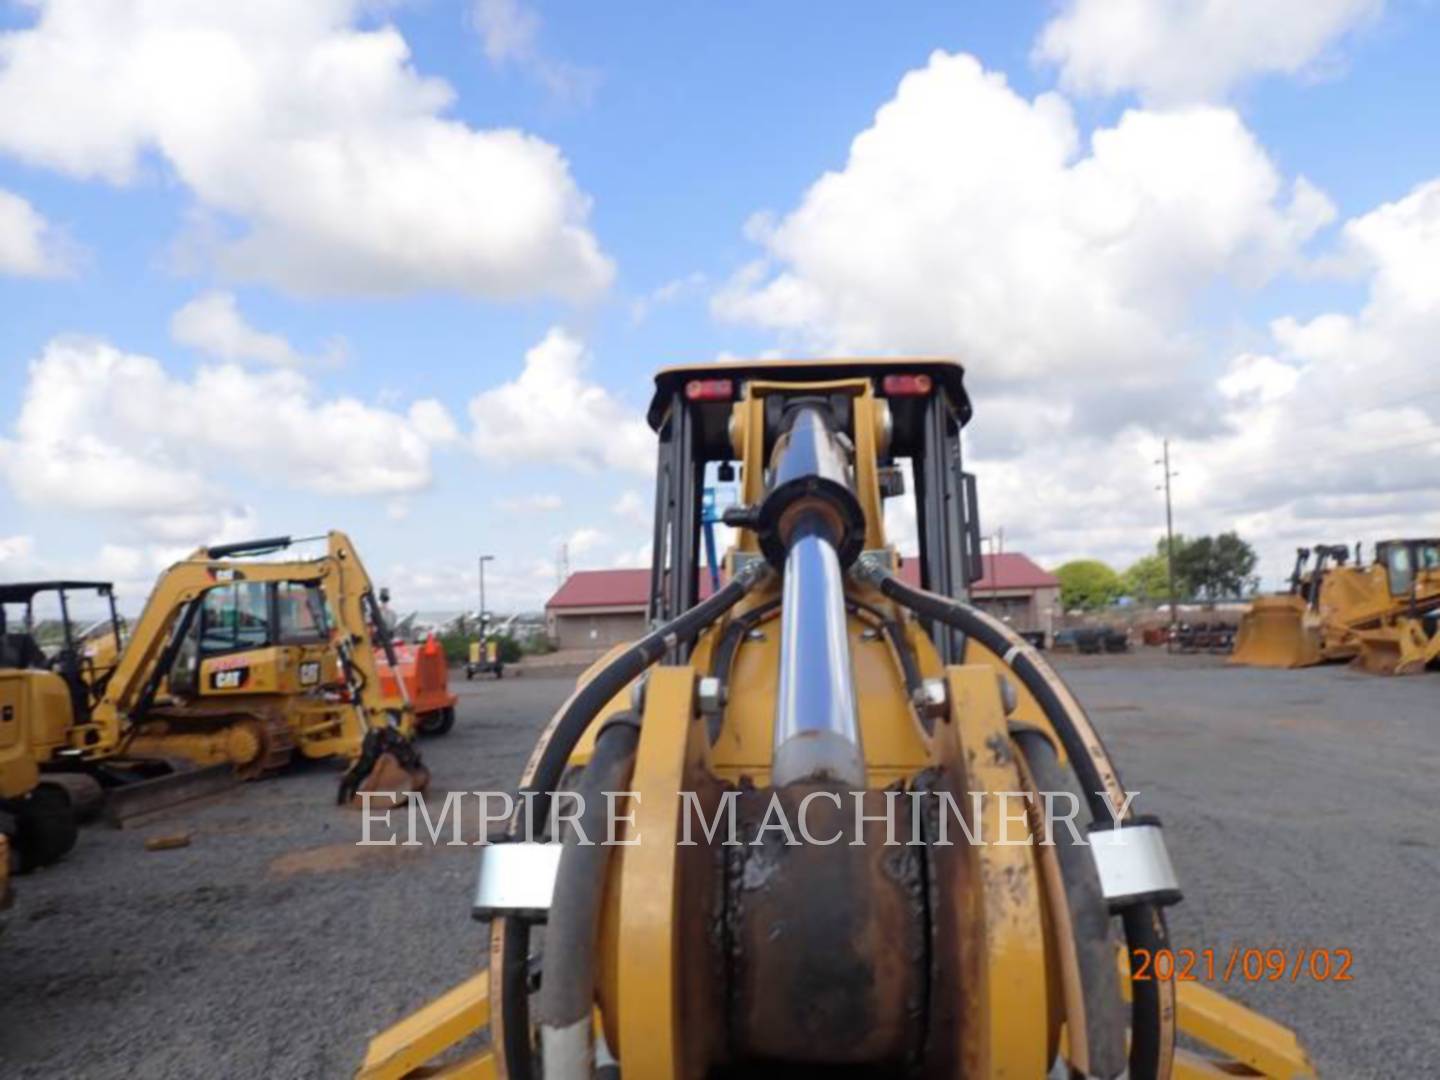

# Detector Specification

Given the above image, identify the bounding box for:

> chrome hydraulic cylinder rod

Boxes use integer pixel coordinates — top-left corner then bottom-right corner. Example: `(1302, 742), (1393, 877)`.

(772, 524), (865, 789)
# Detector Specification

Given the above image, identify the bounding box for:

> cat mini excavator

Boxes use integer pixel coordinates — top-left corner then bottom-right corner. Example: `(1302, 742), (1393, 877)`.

(5, 532), (428, 829)
(358, 360), (1314, 1080)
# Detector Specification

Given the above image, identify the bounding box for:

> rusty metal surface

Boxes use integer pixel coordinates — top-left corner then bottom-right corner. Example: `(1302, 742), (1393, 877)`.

(723, 785), (927, 1071)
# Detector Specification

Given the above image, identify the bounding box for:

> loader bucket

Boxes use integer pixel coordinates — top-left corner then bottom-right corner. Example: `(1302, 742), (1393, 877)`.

(1352, 619), (1440, 676)
(1229, 596), (1322, 668)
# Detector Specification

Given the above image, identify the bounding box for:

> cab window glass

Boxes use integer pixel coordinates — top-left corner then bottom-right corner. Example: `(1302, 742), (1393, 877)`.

(278, 582), (328, 643)
(200, 582), (271, 654)
(1386, 545), (1414, 595)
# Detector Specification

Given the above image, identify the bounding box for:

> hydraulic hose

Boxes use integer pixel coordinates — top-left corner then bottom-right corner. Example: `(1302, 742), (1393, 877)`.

(497, 558), (770, 1080)
(536, 715), (641, 1080)
(850, 555), (1176, 1080)
(517, 557), (769, 824)
(1012, 727), (1127, 1080)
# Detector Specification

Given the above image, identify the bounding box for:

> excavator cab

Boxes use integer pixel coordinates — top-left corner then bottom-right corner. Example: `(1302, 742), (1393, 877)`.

(359, 359), (1314, 1080)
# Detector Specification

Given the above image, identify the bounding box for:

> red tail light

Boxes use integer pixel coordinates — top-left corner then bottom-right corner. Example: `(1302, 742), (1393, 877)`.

(881, 373), (933, 397)
(686, 378), (734, 402)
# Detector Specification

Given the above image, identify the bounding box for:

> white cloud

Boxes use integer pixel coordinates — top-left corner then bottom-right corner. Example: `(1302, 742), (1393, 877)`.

(716, 52), (1331, 431)
(0, 187), (76, 277)
(713, 48), (1440, 588)
(473, 0), (540, 65)
(0, 1), (612, 300)
(611, 489), (648, 526)
(967, 179), (1440, 587)
(467, 328), (652, 473)
(170, 291), (344, 368)
(0, 337), (447, 538)
(1035, 0), (1382, 104)
(470, 0), (598, 102)
(565, 527), (608, 558)
(0, 534), (35, 567)
(631, 272), (707, 323)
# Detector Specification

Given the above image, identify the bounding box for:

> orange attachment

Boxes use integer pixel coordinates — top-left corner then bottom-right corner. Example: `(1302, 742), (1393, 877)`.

(376, 634), (457, 720)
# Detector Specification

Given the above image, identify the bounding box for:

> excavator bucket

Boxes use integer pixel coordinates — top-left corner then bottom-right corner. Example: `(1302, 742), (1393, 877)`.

(1229, 595), (1322, 668)
(1352, 618), (1440, 676)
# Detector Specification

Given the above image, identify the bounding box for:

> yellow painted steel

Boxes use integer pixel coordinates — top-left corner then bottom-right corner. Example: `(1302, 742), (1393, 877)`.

(357, 360), (1318, 1079)
(1175, 982), (1316, 1078)
(1353, 615), (1440, 675)
(939, 664), (1051, 1078)
(356, 970), (495, 1080)
(66, 530), (415, 774)
(614, 666), (693, 1079)
(1230, 595), (1322, 669)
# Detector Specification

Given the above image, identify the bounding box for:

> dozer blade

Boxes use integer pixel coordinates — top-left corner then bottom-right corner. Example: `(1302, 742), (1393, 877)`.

(102, 763), (239, 827)
(1229, 596), (1321, 668)
(1352, 618), (1440, 676)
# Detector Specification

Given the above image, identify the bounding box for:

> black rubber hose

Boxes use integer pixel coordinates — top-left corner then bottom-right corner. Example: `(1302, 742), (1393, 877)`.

(852, 559), (1116, 818)
(848, 597), (925, 703)
(1123, 905), (1174, 1080)
(1012, 728), (1126, 1080)
(520, 559), (768, 823)
(536, 716), (641, 1034)
(497, 561), (768, 1080)
(852, 558), (1174, 1080)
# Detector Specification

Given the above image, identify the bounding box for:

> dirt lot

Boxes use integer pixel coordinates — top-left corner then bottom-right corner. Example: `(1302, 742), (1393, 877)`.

(1, 654), (1434, 1078)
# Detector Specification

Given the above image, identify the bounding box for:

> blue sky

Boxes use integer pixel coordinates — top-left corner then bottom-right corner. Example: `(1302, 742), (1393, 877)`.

(3, 0), (1440, 611)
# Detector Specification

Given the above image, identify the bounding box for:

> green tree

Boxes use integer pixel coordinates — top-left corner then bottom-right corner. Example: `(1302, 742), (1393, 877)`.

(1172, 532), (1258, 600)
(1055, 559), (1123, 611)
(1121, 552), (1173, 603)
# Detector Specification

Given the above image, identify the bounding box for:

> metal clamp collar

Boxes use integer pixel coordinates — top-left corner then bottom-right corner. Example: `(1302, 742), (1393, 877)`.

(1088, 817), (1182, 910)
(471, 841), (562, 922)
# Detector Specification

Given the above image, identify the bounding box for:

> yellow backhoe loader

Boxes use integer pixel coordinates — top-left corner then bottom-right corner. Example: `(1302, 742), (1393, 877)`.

(358, 360), (1313, 1080)
(3, 532), (428, 837)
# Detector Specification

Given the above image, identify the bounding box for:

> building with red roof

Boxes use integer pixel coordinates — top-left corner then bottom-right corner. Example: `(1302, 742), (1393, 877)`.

(544, 552), (1061, 650)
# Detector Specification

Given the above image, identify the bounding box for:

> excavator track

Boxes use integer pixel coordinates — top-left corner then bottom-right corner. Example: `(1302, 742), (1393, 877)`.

(127, 707), (296, 779)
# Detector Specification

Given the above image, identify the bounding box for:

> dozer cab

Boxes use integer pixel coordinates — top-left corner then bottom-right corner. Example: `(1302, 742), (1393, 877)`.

(358, 359), (1313, 1080)
(1350, 537), (1440, 675)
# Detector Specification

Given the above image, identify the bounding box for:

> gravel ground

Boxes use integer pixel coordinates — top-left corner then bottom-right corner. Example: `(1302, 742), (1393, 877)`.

(1055, 651), (1440, 1078)
(1, 654), (1433, 1078)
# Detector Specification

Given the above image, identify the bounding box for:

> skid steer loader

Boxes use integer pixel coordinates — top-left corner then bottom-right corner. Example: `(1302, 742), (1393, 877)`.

(358, 360), (1313, 1080)
(3, 532), (428, 831)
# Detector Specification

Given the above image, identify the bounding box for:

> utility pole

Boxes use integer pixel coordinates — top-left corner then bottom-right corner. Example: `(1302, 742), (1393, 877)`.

(478, 554), (494, 638)
(1155, 440), (1179, 651)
